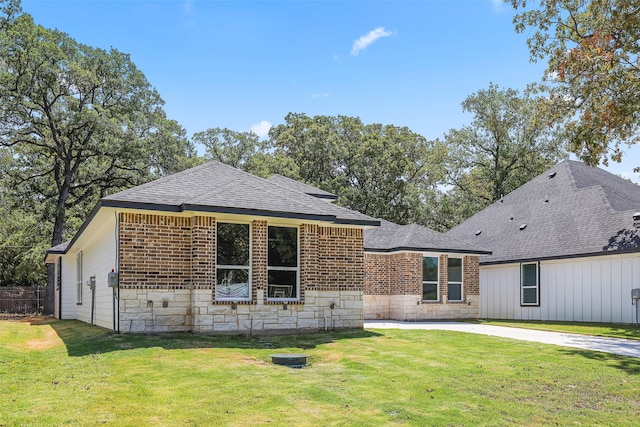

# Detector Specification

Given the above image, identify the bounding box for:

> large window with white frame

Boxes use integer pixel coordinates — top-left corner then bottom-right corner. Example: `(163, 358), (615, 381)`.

(447, 257), (463, 302)
(521, 262), (539, 306)
(267, 225), (299, 301)
(76, 252), (83, 304)
(422, 256), (439, 301)
(216, 222), (251, 301)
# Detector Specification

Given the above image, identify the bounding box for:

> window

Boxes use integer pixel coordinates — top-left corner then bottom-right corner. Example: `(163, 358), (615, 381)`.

(521, 262), (539, 306)
(267, 226), (298, 300)
(422, 257), (438, 301)
(447, 257), (463, 301)
(76, 252), (83, 304)
(216, 222), (251, 301)
(56, 257), (62, 291)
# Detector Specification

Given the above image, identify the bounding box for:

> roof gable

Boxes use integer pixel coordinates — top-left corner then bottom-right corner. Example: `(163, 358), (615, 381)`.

(447, 160), (640, 263)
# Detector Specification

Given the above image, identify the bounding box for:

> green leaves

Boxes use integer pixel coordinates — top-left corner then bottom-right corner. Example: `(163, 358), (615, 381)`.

(442, 84), (567, 226)
(268, 113), (447, 225)
(510, 0), (640, 165)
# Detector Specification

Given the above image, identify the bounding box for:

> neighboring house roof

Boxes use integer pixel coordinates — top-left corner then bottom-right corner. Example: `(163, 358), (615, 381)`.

(447, 160), (640, 265)
(102, 161), (377, 226)
(266, 174), (338, 201)
(365, 219), (491, 255)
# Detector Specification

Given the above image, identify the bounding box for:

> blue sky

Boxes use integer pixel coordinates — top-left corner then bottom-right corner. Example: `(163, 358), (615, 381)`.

(22, 0), (640, 181)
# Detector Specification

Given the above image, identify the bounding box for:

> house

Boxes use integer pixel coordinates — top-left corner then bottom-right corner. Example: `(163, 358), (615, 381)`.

(447, 160), (640, 324)
(45, 161), (379, 334)
(364, 220), (491, 320)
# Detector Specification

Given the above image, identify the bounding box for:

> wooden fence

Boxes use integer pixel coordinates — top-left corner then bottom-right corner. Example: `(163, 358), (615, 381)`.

(0, 287), (44, 316)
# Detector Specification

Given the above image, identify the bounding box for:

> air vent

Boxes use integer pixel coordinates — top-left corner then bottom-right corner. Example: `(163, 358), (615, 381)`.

(475, 230), (482, 236)
(544, 199), (549, 204)
(519, 224), (527, 230)
(510, 217), (514, 221)
(549, 172), (557, 178)
(634, 212), (640, 221)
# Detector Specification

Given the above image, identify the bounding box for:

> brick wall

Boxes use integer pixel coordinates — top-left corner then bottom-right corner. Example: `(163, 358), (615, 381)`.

(119, 213), (192, 289)
(463, 255), (480, 296)
(364, 253), (390, 295)
(391, 252), (421, 295)
(363, 251), (482, 320)
(117, 213), (365, 333)
(311, 226), (364, 291)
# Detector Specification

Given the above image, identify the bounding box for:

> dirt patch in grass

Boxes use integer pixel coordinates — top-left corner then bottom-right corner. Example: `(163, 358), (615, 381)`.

(24, 326), (62, 351)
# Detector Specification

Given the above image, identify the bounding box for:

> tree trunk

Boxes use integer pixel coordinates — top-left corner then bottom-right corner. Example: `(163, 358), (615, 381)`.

(44, 188), (69, 315)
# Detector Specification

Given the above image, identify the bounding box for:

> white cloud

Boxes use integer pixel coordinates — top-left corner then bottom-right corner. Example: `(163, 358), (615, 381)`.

(491, 0), (505, 12)
(184, 0), (193, 14)
(351, 27), (393, 56)
(312, 93), (330, 99)
(250, 120), (272, 138)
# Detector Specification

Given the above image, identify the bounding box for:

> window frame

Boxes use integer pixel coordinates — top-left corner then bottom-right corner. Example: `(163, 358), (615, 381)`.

(76, 251), (83, 305)
(520, 262), (540, 306)
(422, 256), (439, 302)
(267, 225), (300, 302)
(447, 257), (464, 302)
(215, 221), (252, 302)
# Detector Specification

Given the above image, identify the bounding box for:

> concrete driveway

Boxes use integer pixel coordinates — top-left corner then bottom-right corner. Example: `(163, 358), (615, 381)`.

(364, 320), (640, 358)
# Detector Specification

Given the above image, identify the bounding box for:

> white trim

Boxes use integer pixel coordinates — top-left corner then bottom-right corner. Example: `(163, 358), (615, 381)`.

(422, 256), (439, 302)
(447, 256), (464, 302)
(76, 251), (83, 304)
(520, 262), (540, 306)
(267, 225), (300, 302)
(215, 221), (252, 302)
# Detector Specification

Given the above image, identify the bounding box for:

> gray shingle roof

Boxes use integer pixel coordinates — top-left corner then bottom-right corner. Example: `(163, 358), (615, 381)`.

(447, 160), (640, 264)
(266, 174), (338, 200)
(365, 219), (491, 254)
(102, 161), (377, 226)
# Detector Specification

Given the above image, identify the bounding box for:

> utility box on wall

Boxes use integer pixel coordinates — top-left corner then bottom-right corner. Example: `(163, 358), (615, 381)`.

(108, 271), (118, 287)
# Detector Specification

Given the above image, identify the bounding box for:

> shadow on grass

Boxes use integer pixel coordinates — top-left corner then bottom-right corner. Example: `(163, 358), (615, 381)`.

(43, 318), (381, 357)
(558, 347), (640, 375)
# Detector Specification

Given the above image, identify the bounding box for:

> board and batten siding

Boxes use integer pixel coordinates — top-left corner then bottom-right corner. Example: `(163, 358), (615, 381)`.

(60, 212), (118, 329)
(480, 253), (640, 323)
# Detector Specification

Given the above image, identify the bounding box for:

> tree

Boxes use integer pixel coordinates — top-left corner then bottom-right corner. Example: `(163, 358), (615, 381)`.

(0, 8), (195, 311)
(509, 0), (640, 166)
(268, 113), (447, 225)
(442, 84), (567, 226)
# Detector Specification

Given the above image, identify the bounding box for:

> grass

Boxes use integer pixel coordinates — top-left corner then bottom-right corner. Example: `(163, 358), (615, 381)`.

(476, 319), (640, 340)
(1, 317), (640, 426)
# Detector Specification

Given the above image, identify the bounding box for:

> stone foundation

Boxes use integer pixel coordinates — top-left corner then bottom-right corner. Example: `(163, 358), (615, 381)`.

(119, 289), (363, 334)
(364, 294), (478, 321)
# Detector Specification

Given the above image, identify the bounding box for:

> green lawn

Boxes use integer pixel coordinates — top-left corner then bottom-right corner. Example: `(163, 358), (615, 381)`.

(2, 318), (640, 426)
(477, 319), (640, 340)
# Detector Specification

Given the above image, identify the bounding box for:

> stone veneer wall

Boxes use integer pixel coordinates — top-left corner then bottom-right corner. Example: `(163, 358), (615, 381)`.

(118, 213), (364, 333)
(363, 252), (481, 320)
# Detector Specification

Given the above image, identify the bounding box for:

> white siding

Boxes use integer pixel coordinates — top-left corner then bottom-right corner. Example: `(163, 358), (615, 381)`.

(480, 253), (640, 323)
(59, 210), (118, 329)
(60, 255), (77, 319)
